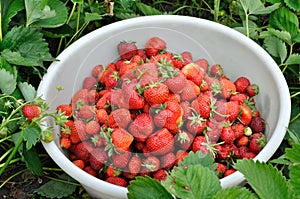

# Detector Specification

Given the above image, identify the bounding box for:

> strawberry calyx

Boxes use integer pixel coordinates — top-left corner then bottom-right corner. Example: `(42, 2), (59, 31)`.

(177, 130), (191, 144)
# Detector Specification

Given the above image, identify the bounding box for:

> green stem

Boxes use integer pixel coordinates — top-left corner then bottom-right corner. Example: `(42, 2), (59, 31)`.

(214, 0), (220, 22)
(0, 135), (24, 176)
(0, 169), (28, 189)
(45, 175), (81, 186)
(0, 3), (2, 42)
(245, 13), (250, 37)
(290, 91), (300, 99)
(0, 158), (22, 168)
(76, 3), (81, 32)
(290, 113), (300, 123)
(0, 148), (14, 162)
(0, 135), (12, 144)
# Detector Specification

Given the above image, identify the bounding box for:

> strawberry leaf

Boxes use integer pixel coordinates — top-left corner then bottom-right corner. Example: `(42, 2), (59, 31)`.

(18, 82), (36, 101)
(35, 173), (77, 198)
(127, 176), (173, 199)
(22, 124), (41, 150)
(234, 159), (291, 199)
(263, 36), (287, 64)
(239, 0), (280, 15)
(162, 165), (221, 199)
(181, 151), (217, 172)
(284, 0), (300, 11)
(0, 68), (17, 95)
(0, 26), (55, 67)
(22, 146), (43, 175)
(285, 54), (300, 65)
(260, 28), (292, 45)
(285, 144), (300, 197)
(212, 186), (258, 199)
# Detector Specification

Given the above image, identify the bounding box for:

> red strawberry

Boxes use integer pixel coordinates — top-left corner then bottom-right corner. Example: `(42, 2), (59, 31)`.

(89, 147), (108, 171)
(96, 90), (112, 109)
(128, 113), (154, 142)
(85, 120), (100, 135)
(163, 70), (187, 94)
(242, 151), (257, 159)
(153, 169), (168, 181)
(119, 60), (138, 79)
(142, 156), (160, 172)
(210, 64), (223, 77)
(249, 117), (266, 133)
(137, 63), (159, 87)
(231, 123), (245, 139)
(224, 101), (240, 122)
(234, 77), (250, 93)
(22, 104), (41, 121)
(79, 105), (96, 120)
(71, 89), (89, 109)
(70, 120), (88, 144)
(192, 136), (210, 155)
(180, 80), (200, 101)
(249, 133), (266, 154)
(238, 104), (252, 126)
(96, 109), (109, 124)
(186, 111), (206, 135)
(111, 128), (134, 152)
(73, 159), (85, 169)
(181, 63), (203, 86)
(229, 93), (247, 105)
(174, 150), (189, 166)
(223, 168), (236, 177)
(128, 156), (142, 175)
(216, 163), (227, 178)
(144, 83), (169, 105)
(191, 94), (211, 119)
(131, 54), (144, 64)
(107, 108), (131, 129)
(106, 166), (121, 177)
(180, 101), (192, 120)
(56, 104), (72, 117)
(91, 64), (103, 78)
(175, 130), (194, 150)
(60, 119), (73, 138)
(60, 137), (71, 149)
(160, 152), (176, 170)
(104, 70), (119, 89)
(111, 150), (131, 168)
(220, 78), (236, 99)
(194, 58), (209, 72)
(171, 54), (184, 69)
(180, 51), (193, 66)
(74, 141), (93, 163)
(145, 37), (167, 57)
(236, 135), (249, 147)
(117, 41), (138, 60)
(83, 166), (97, 177)
(121, 80), (145, 109)
(82, 76), (97, 90)
(146, 128), (174, 156)
(220, 125), (235, 143)
(247, 84), (259, 97)
(105, 176), (128, 187)
(88, 90), (100, 104)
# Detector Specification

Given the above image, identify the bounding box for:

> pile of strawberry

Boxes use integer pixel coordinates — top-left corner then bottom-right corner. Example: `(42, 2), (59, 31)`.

(56, 37), (267, 187)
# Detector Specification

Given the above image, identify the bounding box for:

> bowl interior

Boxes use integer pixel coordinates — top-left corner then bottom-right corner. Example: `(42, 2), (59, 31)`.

(37, 15), (290, 198)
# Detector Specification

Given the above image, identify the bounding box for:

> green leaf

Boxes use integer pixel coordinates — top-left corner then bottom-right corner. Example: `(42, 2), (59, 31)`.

(22, 145), (43, 175)
(28, 0), (68, 28)
(0, 68), (17, 95)
(162, 165), (221, 199)
(285, 144), (300, 197)
(135, 2), (162, 15)
(0, 26), (55, 67)
(239, 0), (280, 15)
(260, 28), (292, 45)
(127, 176), (173, 199)
(71, 0), (84, 3)
(181, 151), (217, 172)
(285, 54), (300, 65)
(18, 82), (36, 101)
(35, 173), (77, 198)
(42, 24), (74, 38)
(285, 144), (300, 164)
(284, 0), (300, 11)
(84, 12), (103, 23)
(0, 0), (24, 36)
(22, 124), (41, 150)
(263, 36), (287, 63)
(234, 159), (290, 199)
(212, 186), (258, 199)
(269, 6), (299, 40)
(0, 55), (14, 74)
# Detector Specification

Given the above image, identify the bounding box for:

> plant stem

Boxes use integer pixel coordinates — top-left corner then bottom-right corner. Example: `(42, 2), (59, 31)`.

(0, 135), (24, 176)
(45, 175), (81, 186)
(214, 0), (220, 22)
(0, 3), (2, 42)
(0, 169), (28, 189)
(290, 113), (300, 123)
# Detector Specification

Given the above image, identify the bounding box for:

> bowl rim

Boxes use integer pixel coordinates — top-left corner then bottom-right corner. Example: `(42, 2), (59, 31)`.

(38, 14), (291, 194)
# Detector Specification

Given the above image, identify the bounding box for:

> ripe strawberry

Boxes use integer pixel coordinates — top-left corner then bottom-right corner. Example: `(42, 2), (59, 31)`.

(234, 77), (250, 93)
(194, 58), (209, 72)
(231, 123), (245, 139)
(216, 163), (227, 178)
(105, 176), (128, 187)
(85, 120), (100, 135)
(174, 150), (189, 166)
(220, 125), (235, 143)
(71, 89), (89, 109)
(249, 116), (266, 133)
(213, 100), (227, 122)
(223, 168), (236, 177)
(72, 159), (85, 169)
(111, 128), (134, 152)
(88, 90), (100, 104)
(111, 150), (131, 168)
(181, 63), (203, 86)
(180, 101), (192, 120)
(82, 76), (97, 90)
(96, 108), (109, 124)
(186, 111), (206, 135)
(104, 70), (120, 89)
(181, 51), (193, 66)
(107, 108), (131, 129)
(128, 156), (142, 175)
(89, 147), (108, 171)
(171, 54), (184, 69)
(70, 120), (88, 144)
(146, 128), (174, 156)
(56, 104), (72, 117)
(191, 94), (211, 119)
(247, 84), (259, 97)
(74, 141), (93, 163)
(175, 130), (194, 150)
(79, 105), (96, 120)
(60, 119), (74, 138)
(238, 104), (252, 126)
(144, 83), (169, 105)
(142, 156), (160, 172)
(91, 64), (103, 78)
(83, 166), (97, 177)
(131, 54), (144, 64)
(60, 137), (71, 149)
(180, 80), (201, 101)
(160, 152), (176, 170)
(224, 101), (240, 122)
(153, 169), (168, 181)
(210, 64), (223, 77)
(22, 104), (41, 121)
(106, 166), (121, 177)
(96, 90), (112, 109)
(192, 136), (210, 155)
(118, 60), (138, 79)
(117, 41), (138, 60)
(236, 135), (249, 147)
(128, 113), (154, 142)
(137, 62), (159, 87)
(249, 133), (266, 154)
(145, 37), (167, 57)
(121, 80), (145, 109)
(229, 93), (247, 105)
(163, 70), (187, 94)
(242, 151), (256, 159)
(220, 78), (236, 99)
